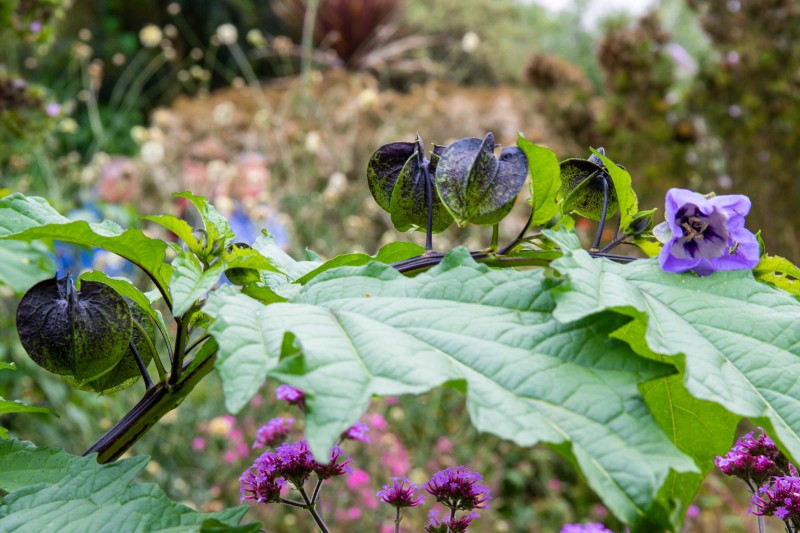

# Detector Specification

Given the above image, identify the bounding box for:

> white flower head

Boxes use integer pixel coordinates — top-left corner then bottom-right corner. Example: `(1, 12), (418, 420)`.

(216, 24), (238, 46)
(139, 24), (163, 48)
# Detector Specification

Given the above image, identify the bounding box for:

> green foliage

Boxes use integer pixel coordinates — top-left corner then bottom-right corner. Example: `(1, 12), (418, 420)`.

(0, 438), (253, 532)
(0, 364), (57, 439)
(0, 241), (55, 295)
(517, 135), (560, 226)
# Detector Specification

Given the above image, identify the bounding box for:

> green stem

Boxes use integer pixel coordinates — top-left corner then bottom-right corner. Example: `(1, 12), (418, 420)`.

(591, 174), (610, 250)
(129, 340), (153, 389)
(83, 350), (216, 463)
(394, 506), (401, 533)
(301, 0), (320, 86)
(490, 223), (499, 251)
(298, 485), (330, 533)
(168, 313), (191, 387)
(498, 210), (533, 256)
(132, 318), (167, 382)
(425, 165), (434, 251)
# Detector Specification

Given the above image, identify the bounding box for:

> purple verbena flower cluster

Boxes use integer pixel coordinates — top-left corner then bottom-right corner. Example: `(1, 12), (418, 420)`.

(751, 476), (800, 523)
(342, 422), (370, 443)
(239, 439), (351, 504)
(275, 384), (306, 408)
(424, 465), (492, 511)
(424, 509), (480, 533)
(376, 477), (425, 508)
(715, 429), (794, 489)
(253, 417), (294, 449)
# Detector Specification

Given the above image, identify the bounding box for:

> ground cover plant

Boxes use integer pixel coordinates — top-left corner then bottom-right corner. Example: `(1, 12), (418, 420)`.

(1, 127), (800, 532)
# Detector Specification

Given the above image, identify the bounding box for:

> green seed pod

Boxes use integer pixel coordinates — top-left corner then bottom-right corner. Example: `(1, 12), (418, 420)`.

(367, 135), (453, 233)
(64, 297), (156, 394)
(16, 274), (132, 383)
(624, 208), (657, 236)
(434, 132), (528, 226)
(558, 147), (619, 221)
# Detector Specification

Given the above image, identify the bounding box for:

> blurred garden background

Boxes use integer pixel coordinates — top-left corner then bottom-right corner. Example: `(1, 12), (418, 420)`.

(1, 0), (798, 531)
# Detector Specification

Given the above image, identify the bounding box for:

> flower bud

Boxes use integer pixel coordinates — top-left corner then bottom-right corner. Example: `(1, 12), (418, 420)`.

(559, 147), (619, 221)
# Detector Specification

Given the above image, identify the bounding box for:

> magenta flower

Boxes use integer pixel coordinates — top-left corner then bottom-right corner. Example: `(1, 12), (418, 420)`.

(274, 440), (317, 485)
(425, 466), (491, 511)
(253, 417), (294, 449)
(560, 523), (614, 533)
(658, 188), (759, 276)
(424, 509), (479, 533)
(715, 429), (795, 489)
(313, 445), (352, 479)
(377, 477), (425, 508)
(275, 384), (306, 407)
(751, 476), (800, 522)
(239, 453), (285, 504)
(342, 422), (370, 443)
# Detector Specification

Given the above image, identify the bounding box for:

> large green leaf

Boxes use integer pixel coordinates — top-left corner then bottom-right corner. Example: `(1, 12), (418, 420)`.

(0, 241), (55, 294)
(551, 249), (800, 465)
(206, 249), (696, 530)
(0, 194), (168, 295)
(612, 319), (739, 529)
(517, 135), (560, 226)
(173, 192), (234, 247)
(170, 252), (225, 317)
(0, 439), (250, 532)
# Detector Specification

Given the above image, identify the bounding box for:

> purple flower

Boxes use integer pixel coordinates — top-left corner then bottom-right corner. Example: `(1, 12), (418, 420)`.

(560, 523), (614, 533)
(274, 440), (316, 485)
(751, 476), (800, 521)
(313, 445), (352, 479)
(239, 452), (285, 504)
(715, 429), (794, 488)
(424, 466), (492, 512)
(424, 509), (479, 533)
(253, 417), (294, 449)
(341, 422), (370, 443)
(377, 477), (425, 508)
(275, 384), (306, 408)
(658, 188), (759, 276)
(29, 21), (43, 34)
(45, 103), (61, 117)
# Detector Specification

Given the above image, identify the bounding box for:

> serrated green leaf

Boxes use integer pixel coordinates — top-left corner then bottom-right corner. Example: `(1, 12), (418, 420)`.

(251, 233), (322, 280)
(173, 193), (234, 247)
(517, 135), (560, 226)
(551, 250), (800, 468)
(0, 439), (250, 532)
(207, 250), (696, 529)
(0, 194), (168, 297)
(295, 241), (425, 285)
(754, 254), (800, 297)
(170, 252), (224, 316)
(591, 149), (638, 231)
(144, 215), (201, 253)
(0, 241), (55, 294)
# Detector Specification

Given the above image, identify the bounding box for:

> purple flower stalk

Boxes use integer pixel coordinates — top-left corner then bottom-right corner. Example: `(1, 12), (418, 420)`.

(253, 417), (294, 449)
(425, 466), (492, 512)
(560, 523), (614, 533)
(751, 476), (800, 522)
(342, 422), (370, 443)
(715, 429), (795, 490)
(377, 477), (425, 508)
(424, 509), (479, 533)
(276, 384), (306, 408)
(658, 188), (759, 276)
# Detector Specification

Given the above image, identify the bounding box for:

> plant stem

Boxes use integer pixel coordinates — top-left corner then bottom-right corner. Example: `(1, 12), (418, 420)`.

(132, 318), (166, 382)
(497, 210), (534, 256)
(599, 236), (627, 254)
(168, 315), (190, 386)
(279, 497), (307, 509)
(425, 165), (434, 251)
(591, 175), (610, 250)
(83, 351), (216, 463)
(129, 341), (153, 389)
(310, 476), (324, 504)
(447, 507), (457, 533)
(184, 334), (211, 357)
(298, 485), (330, 533)
(490, 223), (499, 251)
(394, 506), (402, 533)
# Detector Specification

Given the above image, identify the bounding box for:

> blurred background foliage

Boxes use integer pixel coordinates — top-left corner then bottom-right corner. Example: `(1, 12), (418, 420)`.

(1, 0), (798, 531)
